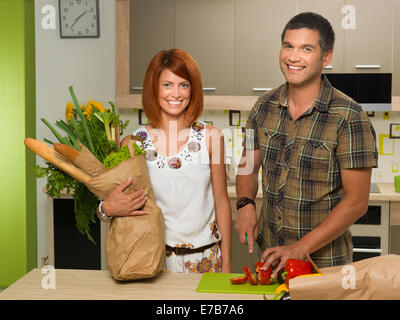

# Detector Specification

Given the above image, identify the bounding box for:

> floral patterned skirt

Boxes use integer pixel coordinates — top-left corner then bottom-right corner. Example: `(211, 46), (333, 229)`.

(164, 243), (222, 273)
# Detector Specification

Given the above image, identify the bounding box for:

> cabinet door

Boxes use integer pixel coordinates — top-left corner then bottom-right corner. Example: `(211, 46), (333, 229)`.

(393, 0), (400, 96)
(52, 199), (101, 270)
(344, 0), (393, 73)
(175, 0), (235, 95)
(129, 0), (174, 92)
(298, 0), (345, 73)
(235, 0), (297, 96)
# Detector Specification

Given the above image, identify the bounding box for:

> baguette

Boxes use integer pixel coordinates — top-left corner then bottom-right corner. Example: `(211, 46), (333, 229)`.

(54, 142), (107, 177)
(24, 138), (91, 184)
(53, 143), (80, 161)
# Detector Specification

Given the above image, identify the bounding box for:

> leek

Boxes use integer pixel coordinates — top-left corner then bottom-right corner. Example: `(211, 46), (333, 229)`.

(69, 86), (95, 153)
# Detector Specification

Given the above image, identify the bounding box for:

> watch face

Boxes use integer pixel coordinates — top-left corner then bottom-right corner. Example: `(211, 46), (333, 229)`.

(59, 0), (100, 38)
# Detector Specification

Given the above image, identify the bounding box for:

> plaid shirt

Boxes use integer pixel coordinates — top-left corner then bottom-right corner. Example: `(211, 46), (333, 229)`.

(244, 76), (378, 267)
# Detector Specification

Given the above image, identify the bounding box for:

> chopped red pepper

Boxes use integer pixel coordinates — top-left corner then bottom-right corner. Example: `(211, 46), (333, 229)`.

(254, 261), (272, 285)
(284, 259), (313, 286)
(243, 265), (258, 285)
(230, 276), (248, 285)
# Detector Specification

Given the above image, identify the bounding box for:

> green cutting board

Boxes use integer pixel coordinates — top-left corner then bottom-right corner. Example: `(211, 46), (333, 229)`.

(196, 273), (279, 295)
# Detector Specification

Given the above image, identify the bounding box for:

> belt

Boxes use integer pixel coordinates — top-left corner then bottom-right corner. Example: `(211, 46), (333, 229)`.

(166, 242), (218, 255)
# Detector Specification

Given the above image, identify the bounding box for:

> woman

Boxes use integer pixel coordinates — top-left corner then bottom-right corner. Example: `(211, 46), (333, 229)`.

(100, 49), (232, 273)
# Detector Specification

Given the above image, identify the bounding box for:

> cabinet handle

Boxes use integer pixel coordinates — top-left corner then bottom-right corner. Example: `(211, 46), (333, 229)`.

(134, 86), (217, 92)
(353, 248), (382, 253)
(355, 65), (381, 69)
(252, 88), (272, 92)
(323, 65), (333, 69)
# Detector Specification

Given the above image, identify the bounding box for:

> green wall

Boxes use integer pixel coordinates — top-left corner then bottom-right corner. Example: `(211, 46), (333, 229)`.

(0, 0), (36, 288)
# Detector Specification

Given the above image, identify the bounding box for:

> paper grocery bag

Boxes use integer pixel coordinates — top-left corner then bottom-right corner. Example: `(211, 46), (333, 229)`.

(72, 142), (107, 177)
(86, 155), (165, 281)
(290, 254), (400, 300)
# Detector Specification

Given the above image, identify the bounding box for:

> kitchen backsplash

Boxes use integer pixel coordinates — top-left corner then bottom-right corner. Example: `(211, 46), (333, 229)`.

(119, 109), (400, 183)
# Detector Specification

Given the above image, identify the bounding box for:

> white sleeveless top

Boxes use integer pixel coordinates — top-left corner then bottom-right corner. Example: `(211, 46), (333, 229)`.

(132, 121), (221, 249)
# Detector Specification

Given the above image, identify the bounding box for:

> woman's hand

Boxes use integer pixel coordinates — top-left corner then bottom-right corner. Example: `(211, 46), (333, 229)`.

(102, 177), (150, 217)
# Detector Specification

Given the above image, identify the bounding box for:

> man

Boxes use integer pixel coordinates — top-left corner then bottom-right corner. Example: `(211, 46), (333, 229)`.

(235, 12), (378, 275)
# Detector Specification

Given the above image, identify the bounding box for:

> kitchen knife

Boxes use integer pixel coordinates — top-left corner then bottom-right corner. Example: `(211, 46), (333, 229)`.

(245, 234), (257, 273)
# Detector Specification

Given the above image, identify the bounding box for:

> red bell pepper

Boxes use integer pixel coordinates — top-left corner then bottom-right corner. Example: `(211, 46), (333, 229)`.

(254, 261), (272, 285)
(230, 276), (248, 284)
(284, 259), (313, 286)
(243, 265), (258, 285)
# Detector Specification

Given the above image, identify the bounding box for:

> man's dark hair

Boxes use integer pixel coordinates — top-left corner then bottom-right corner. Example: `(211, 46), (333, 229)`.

(281, 12), (335, 54)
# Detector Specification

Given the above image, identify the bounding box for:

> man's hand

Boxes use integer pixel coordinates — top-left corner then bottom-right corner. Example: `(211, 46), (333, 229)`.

(102, 177), (150, 217)
(259, 167), (373, 277)
(235, 205), (258, 253)
(235, 148), (261, 254)
(260, 242), (309, 277)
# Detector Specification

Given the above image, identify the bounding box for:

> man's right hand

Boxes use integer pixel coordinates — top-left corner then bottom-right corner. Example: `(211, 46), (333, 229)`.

(235, 204), (258, 253)
(102, 177), (150, 217)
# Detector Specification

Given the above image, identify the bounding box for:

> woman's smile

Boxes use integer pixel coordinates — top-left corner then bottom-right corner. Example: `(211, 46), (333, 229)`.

(158, 68), (191, 118)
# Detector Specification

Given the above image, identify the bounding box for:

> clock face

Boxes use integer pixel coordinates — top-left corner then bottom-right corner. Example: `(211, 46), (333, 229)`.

(59, 0), (100, 38)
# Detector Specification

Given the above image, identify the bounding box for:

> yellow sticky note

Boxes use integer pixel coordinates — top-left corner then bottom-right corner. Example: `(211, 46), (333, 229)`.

(378, 134), (394, 155)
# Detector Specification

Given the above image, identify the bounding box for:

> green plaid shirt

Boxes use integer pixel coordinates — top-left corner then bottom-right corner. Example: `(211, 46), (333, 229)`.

(244, 76), (378, 267)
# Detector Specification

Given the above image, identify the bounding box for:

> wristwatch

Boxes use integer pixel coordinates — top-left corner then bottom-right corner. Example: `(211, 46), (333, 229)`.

(236, 197), (256, 210)
(96, 201), (112, 222)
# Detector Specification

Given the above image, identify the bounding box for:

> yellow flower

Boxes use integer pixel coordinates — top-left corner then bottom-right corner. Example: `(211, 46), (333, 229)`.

(82, 103), (93, 120)
(65, 102), (74, 123)
(89, 99), (105, 113)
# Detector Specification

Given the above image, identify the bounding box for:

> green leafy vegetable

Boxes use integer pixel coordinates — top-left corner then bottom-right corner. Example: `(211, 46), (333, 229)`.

(34, 163), (76, 197)
(103, 145), (131, 169)
(74, 182), (98, 244)
(133, 142), (145, 156)
(102, 144), (145, 169)
(37, 87), (130, 243)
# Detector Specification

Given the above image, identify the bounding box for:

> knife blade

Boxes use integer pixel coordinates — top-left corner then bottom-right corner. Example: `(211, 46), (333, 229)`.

(245, 234), (257, 274)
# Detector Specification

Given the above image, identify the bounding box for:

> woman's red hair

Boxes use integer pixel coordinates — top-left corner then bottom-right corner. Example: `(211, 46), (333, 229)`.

(142, 48), (204, 128)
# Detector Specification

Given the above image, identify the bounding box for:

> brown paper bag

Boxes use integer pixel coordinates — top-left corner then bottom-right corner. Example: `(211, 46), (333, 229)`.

(86, 156), (165, 281)
(72, 142), (107, 177)
(290, 254), (400, 300)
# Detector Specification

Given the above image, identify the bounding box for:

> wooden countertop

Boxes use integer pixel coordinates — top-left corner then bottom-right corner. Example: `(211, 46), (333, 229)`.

(228, 182), (400, 202)
(0, 269), (264, 300)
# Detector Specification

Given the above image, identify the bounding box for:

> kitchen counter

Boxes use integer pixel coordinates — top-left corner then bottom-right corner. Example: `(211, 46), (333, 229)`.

(228, 182), (400, 202)
(0, 269), (264, 300)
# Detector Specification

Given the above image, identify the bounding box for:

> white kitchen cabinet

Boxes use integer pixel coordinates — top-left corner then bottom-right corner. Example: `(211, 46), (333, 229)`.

(298, 0), (345, 73)
(129, 0), (174, 92)
(350, 201), (390, 260)
(343, 0), (393, 73)
(117, 0), (397, 110)
(392, 0), (400, 98)
(234, 0), (297, 96)
(175, 0), (235, 95)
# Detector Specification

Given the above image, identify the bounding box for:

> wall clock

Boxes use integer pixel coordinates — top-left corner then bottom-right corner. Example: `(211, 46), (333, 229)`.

(59, 0), (100, 38)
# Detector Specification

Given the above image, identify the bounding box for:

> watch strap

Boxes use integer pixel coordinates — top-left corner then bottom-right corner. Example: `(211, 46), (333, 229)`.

(236, 197), (256, 210)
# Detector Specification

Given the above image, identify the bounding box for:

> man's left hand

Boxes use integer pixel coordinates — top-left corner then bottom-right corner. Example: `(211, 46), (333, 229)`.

(260, 243), (309, 278)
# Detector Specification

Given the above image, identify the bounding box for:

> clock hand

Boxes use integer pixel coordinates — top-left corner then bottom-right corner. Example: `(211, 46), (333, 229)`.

(70, 10), (87, 29)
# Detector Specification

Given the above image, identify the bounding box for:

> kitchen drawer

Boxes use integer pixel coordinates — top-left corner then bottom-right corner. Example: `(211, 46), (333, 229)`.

(350, 200), (390, 261)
